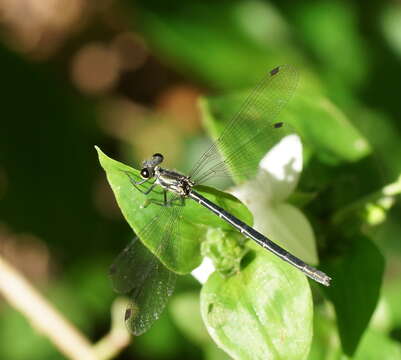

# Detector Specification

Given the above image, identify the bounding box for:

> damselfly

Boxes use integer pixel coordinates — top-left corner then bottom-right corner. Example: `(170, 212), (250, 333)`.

(109, 65), (331, 335)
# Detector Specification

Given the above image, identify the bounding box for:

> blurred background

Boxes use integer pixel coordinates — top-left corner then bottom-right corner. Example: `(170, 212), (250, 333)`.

(1, 0), (401, 359)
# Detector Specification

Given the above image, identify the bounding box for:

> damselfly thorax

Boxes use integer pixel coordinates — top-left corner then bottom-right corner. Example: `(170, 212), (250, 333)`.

(154, 166), (195, 197)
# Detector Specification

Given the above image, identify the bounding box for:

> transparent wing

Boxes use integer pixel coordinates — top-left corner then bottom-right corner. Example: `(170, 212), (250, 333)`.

(119, 169), (191, 272)
(110, 204), (182, 335)
(190, 65), (298, 185)
(110, 237), (176, 336)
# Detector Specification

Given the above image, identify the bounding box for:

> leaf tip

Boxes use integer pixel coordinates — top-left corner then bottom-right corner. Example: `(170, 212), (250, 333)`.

(94, 145), (108, 169)
(94, 145), (103, 155)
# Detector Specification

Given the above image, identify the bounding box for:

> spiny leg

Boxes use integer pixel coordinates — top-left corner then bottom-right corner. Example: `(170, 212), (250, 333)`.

(123, 171), (163, 195)
(142, 191), (185, 208)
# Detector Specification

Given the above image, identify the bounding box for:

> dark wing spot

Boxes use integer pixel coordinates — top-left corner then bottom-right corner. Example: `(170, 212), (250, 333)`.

(274, 122), (283, 128)
(270, 66), (280, 76)
(125, 308), (132, 321)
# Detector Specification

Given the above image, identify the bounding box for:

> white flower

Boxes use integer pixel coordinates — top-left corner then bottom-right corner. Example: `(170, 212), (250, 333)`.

(230, 134), (318, 265)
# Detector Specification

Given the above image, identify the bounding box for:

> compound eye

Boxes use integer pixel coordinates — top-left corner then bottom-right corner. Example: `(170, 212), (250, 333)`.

(152, 153), (164, 162)
(140, 168), (150, 179)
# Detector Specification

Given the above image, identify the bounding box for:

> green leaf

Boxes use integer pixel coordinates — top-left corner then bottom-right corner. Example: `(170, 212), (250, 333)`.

(134, 310), (182, 359)
(169, 292), (209, 345)
(381, 3), (401, 59)
(351, 107), (401, 179)
(309, 307), (401, 360)
(96, 147), (252, 274)
(321, 234), (385, 356)
(294, 2), (368, 89)
(307, 307), (342, 360)
(383, 278), (401, 328)
(283, 87), (370, 163)
(261, 202), (318, 265)
(200, 244), (313, 360)
(355, 328), (401, 360)
(130, 0), (301, 89)
(170, 292), (231, 360)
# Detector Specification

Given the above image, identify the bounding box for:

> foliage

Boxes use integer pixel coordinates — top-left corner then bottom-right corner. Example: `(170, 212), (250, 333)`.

(1, 0), (401, 359)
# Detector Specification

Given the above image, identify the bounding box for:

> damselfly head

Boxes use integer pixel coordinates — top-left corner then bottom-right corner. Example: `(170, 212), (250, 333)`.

(140, 153), (164, 179)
